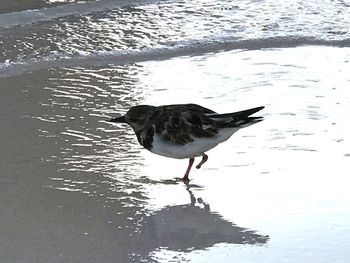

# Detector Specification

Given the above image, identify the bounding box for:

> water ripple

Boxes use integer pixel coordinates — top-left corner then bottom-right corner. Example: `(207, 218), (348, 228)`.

(1, 0), (350, 77)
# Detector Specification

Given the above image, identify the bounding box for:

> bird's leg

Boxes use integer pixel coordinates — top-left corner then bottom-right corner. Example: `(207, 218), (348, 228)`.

(196, 154), (208, 169)
(183, 158), (195, 181)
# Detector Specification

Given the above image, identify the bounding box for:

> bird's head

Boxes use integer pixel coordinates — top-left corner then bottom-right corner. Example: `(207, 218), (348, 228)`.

(110, 105), (156, 133)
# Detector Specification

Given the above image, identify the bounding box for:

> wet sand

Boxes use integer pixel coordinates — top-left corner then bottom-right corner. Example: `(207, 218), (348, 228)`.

(1, 46), (350, 262)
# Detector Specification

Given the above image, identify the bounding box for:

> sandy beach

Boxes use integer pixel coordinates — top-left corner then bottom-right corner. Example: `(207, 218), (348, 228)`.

(1, 0), (350, 262)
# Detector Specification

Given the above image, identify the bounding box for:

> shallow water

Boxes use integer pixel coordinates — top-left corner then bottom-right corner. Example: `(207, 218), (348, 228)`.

(1, 0), (350, 262)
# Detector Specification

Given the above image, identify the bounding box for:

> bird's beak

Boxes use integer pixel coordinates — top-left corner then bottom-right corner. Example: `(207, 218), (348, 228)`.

(109, 116), (127, 124)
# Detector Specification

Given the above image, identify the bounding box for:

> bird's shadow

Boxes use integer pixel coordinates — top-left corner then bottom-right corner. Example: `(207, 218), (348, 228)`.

(134, 178), (270, 253)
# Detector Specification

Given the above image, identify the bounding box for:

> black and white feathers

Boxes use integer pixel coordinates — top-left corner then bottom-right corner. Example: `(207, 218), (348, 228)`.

(110, 103), (264, 179)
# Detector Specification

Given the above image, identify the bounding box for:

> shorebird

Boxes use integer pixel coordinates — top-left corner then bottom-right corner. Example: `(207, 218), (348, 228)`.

(110, 104), (264, 180)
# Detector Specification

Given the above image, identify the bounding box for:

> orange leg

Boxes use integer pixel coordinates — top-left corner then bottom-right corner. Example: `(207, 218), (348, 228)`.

(183, 158), (195, 180)
(196, 154), (208, 169)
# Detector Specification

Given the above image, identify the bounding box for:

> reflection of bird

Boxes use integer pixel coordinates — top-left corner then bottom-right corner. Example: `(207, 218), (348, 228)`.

(183, 181), (210, 211)
(142, 181), (269, 251)
(110, 104), (264, 180)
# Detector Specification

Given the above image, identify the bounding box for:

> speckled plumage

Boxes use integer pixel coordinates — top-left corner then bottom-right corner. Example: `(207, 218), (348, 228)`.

(110, 104), (264, 180)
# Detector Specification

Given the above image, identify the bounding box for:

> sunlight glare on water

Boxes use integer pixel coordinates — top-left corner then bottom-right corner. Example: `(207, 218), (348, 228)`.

(136, 46), (350, 262)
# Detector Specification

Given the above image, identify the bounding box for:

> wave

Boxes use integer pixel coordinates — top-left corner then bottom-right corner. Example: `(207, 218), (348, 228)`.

(1, 36), (349, 78)
(0, 0), (158, 28)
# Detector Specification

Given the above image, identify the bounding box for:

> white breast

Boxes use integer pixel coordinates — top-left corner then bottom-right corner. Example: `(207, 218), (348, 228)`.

(149, 127), (240, 159)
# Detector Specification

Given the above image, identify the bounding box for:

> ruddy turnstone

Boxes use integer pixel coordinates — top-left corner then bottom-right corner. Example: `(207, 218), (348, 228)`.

(110, 104), (264, 180)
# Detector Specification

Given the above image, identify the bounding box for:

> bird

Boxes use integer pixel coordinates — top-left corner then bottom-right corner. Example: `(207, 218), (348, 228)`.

(110, 104), (264, 180)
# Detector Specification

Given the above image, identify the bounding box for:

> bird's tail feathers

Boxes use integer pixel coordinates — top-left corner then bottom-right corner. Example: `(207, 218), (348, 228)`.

(209, 106), (264, 128)
(208, 106), (264, 120)
(235, 116), (264, 128)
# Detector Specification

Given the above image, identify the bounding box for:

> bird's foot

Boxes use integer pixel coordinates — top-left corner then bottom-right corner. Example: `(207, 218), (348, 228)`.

(174, 177), (190, 182)
(182, 176), (190, 182)
(195, 154), (208, 169)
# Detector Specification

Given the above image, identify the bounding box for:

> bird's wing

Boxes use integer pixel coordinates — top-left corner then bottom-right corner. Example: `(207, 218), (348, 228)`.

(153, 104), (219, 145)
